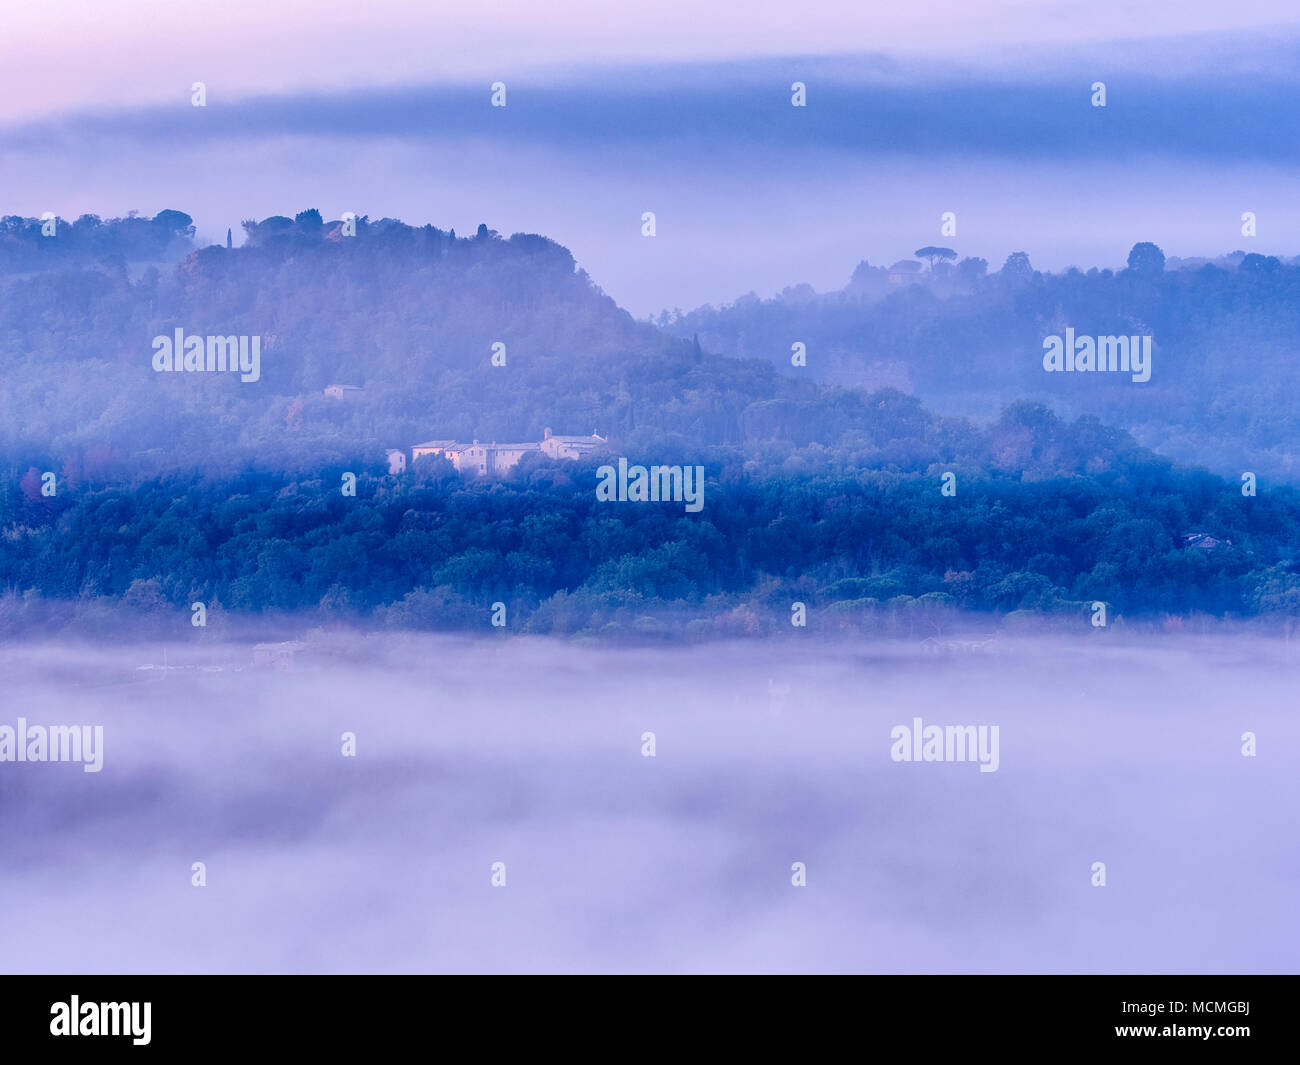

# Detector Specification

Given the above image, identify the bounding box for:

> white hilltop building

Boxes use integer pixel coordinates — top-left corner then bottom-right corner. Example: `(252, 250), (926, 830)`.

(396, 429), (607, 478)
(539, 428), (607, 459)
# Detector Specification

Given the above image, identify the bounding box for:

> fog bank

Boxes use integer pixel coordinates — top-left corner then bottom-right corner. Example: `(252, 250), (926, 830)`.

(1, 631), (1295, 973)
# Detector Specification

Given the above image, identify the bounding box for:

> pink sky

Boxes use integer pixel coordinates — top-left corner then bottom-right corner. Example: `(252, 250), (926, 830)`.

(2, 0), (1296, 121)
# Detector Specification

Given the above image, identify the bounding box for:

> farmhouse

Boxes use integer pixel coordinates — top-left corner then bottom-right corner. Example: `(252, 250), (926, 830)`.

(323, 383), (363, 399)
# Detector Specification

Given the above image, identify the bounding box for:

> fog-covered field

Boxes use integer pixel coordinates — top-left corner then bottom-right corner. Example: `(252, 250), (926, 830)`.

(1, 630), (1296, 974)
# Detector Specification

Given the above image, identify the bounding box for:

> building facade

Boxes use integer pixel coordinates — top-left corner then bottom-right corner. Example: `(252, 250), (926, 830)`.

(400, 431), (607, 478)
(539, 428), (607, 460)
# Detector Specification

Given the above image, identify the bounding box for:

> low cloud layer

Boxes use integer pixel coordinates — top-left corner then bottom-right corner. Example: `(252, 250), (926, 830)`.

(1, 630), (1295, 973)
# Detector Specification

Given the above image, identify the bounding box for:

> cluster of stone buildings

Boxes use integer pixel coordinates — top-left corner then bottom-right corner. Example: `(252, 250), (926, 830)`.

(387, 428), (608, 477)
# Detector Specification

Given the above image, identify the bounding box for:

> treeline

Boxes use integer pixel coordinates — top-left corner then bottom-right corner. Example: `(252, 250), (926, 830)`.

(666, 243), (1300, 482)
(0, 209), (196, 272)
(6, 211), (1297, 490)
(3, 421), (1298, 639)
(0, 208), (750, 472)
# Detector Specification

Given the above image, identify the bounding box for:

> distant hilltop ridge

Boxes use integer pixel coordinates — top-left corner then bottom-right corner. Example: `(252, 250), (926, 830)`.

(6, 208), (1290, 286)
(388, 429), (608, 477)
(5, 208), (1300, 485)
(10, 207), (1293, 276)
(0, 209), (197, 271)
(0, 208), (575, 275)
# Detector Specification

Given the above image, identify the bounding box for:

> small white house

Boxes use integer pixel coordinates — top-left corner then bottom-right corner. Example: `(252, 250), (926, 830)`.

(386, 449), (407, 475)
(324, 384), (363, 399)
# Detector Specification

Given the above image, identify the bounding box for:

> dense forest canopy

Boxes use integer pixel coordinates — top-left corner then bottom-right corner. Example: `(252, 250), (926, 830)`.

(0, 209), (774, 473)
(665, 245), (1300, 482)
(0, 209), (197, 271)
(4, 401), (1299, 637)
(3, 209), (1295, 484)
(3, 209), (1298, 633)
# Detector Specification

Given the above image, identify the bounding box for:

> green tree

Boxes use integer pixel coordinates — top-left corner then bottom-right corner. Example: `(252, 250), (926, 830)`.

(153, 209), (194, 236)
(999, 251), (1034, 287)
(914, 246), (957, 270)
(1126, 242), (1165, 275)
(295, 209), (324, 233)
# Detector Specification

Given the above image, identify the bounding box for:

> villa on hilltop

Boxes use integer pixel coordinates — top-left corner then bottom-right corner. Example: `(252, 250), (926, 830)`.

(391, 428), (607, 477)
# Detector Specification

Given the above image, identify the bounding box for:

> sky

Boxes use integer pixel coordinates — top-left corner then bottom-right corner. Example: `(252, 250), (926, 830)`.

(1, 2), (1298, 314)
(2, 0), (1296, 118)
